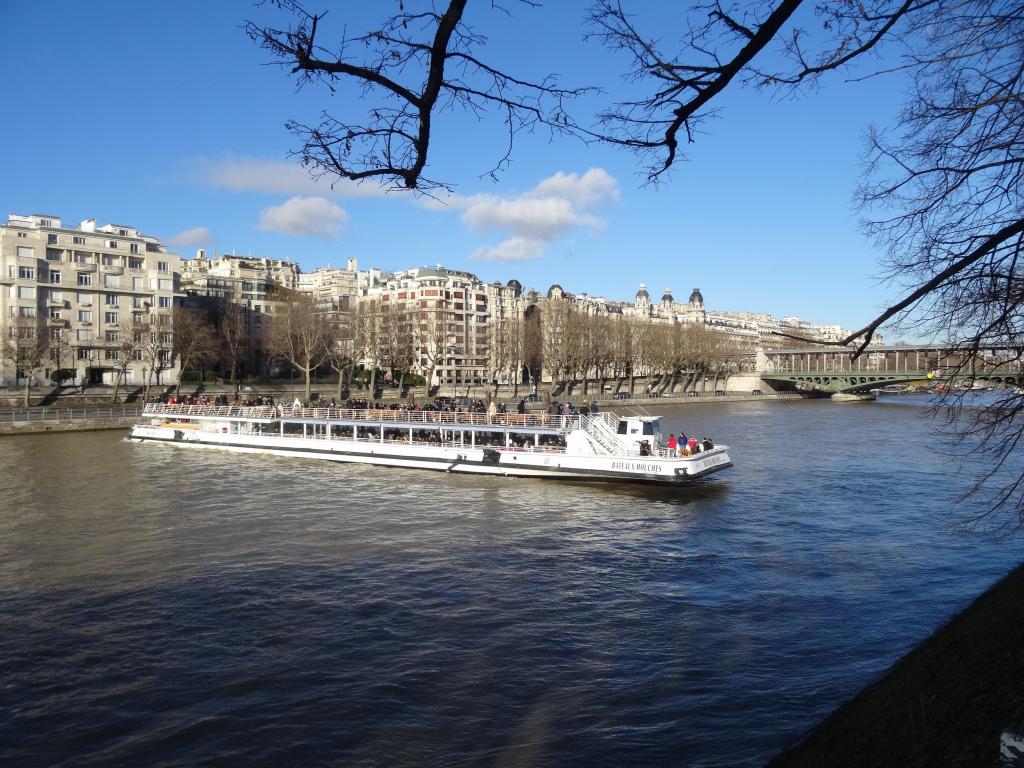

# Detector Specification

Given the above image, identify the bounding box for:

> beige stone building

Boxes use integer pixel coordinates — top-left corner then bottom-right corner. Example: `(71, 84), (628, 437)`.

(0, 213), (181, 388)
(360, 266), (491, 388)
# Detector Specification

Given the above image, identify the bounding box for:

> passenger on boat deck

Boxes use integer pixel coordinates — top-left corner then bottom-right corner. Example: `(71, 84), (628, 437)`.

(687, 436), (698, 454)
(590, 400), (599, 414)
(292, 397), (302, 408)
(667, 434), (677, 451)
(703, 437), (714, 450)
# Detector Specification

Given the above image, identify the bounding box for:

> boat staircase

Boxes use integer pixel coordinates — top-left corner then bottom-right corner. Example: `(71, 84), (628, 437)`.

(581, 412), (622, 455)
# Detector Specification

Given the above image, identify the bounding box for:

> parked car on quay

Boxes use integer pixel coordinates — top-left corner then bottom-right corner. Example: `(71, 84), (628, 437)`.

(715, 390), (727, 396)
(687, 391), (700, 397)
(613, 392), (632, 400)
(523, 394), (542, 403)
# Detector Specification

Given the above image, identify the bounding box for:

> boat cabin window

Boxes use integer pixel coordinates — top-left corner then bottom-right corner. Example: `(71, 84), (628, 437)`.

(642, 421), (655, 436)
(617, 421), (627, 435)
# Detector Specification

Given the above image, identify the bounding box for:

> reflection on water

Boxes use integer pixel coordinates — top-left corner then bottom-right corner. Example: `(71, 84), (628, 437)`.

(0, 399), (1020, 767)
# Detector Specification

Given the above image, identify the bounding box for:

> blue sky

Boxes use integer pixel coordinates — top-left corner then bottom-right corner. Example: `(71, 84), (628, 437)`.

(1, 1), (910, 331)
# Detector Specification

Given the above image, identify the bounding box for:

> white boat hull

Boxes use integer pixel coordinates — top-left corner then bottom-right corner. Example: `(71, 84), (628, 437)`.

(129, 425), (731, 483)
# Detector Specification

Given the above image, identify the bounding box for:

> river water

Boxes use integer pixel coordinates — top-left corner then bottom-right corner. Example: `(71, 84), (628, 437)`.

(1, 396), (1020, 767)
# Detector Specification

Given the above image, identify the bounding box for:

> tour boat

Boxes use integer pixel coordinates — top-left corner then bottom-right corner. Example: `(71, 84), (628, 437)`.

(129, 404), (732, 484)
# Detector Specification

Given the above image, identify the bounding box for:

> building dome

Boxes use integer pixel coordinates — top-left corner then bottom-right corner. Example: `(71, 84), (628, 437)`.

(689, 288), (704, 305)
(635, 282), (650, 300)
(661, 288), (674, 303)
(506, 278), (523, 296)
(547, 283), (564, 299)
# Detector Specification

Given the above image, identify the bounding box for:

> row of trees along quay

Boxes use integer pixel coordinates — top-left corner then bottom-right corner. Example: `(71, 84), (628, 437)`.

(247, 1), (1024, 525)
(168, 290), (746, 406)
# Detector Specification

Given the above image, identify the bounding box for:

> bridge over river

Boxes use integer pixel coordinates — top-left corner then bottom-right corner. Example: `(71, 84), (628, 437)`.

(759, 344), (1023, 395)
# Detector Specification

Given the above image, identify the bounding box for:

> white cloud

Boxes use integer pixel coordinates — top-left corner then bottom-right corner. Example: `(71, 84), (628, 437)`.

(527, 168), (620, 207)
(169, 226), (214, 246)
(471, 237), (548, 262)
(448, 168), (619, 261)
(257, 196), (349, 239)
(193, 156), (390, 199)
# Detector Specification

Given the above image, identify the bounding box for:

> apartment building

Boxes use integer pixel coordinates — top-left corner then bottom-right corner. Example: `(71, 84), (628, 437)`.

(362, 266), (491, 388)
(0, 213), (181, 387)
(297, 259), (359, 311)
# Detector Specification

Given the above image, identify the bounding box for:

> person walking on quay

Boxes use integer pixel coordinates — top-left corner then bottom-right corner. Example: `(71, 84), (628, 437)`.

(590, 400), (599, 414)
(517, 398), (526, 414)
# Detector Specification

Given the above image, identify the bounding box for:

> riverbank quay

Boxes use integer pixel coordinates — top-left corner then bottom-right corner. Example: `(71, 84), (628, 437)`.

(770, 559), (1024, 768)
(0, 390), (802, 436)
(0, 406), (141, 435)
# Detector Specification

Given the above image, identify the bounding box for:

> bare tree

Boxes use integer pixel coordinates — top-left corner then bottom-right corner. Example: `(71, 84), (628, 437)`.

(418, 304), (451, 397)
(246, 0), (592, 192)
(324, 307), (355, 402)
(380, 302), (415, 394)
(173, 306), (218, 395)
(219, 301), (251, 399)
(137, 314), (171, 402)
(2, 317), (48, 407)
(106, 319), (143, 404)
(268, 294), (333, 403)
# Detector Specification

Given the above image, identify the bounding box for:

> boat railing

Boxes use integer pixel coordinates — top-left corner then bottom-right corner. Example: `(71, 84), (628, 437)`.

(143, 402), (583, 430)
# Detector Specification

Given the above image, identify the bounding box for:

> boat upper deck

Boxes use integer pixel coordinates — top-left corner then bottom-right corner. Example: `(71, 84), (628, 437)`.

(143, 402), (580, 435)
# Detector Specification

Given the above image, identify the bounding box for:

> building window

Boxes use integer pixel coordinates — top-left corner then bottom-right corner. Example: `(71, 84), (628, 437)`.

(17, 232), (26, 239)
(130, 243), (140, 254)
(102, 255), (117, 266)
(105, 312), (118, 325)
(105, 294), (118, 306)
(133, 313), (145, 325)
(47, 270), (61, 285)
(73, 235), (86, 245)
(18, 286), (36, 299)
(49, 329), (64, 342)
(129, 258), (143, 270)
(160, 333), (173, 344)
(78, 310), (93, 323)
(47, 233), (58, 244)
(157, 261), (168, 272)
(19, 266), (35, 280)
(77, 273), (92, 286)
(158, 296), (171, 308)
(104, 275), (120, 289)
(46, 249), (61, 261)
(105, 349), (119, 361)
(77, 348), (92, 360)
(77, 329), (93, 341)
(19, 306), (37, 318)
(50, 309), (62, 320)
(106, 330), (119, 342)
(72, 251), (90, 263)
(106, 240), (118, 249)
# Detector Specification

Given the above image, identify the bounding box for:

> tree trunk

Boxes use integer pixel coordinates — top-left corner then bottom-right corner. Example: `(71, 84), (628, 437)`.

(111, 369), (123, 404)
(424, 365), (435, 397)
(369, 366), (378, 397)
(22, 377), (30, 408)
(303, 366), (312, 403)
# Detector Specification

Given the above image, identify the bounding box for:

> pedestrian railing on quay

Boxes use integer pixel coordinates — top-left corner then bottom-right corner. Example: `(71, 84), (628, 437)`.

(2, 406), (143, 424)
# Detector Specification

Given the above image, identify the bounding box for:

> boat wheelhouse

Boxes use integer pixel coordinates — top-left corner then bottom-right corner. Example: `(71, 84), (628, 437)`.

(130, 403), (731, 484)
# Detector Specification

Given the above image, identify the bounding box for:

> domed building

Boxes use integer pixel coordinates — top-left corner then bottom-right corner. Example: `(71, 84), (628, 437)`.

(634, 283), (651, 313)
